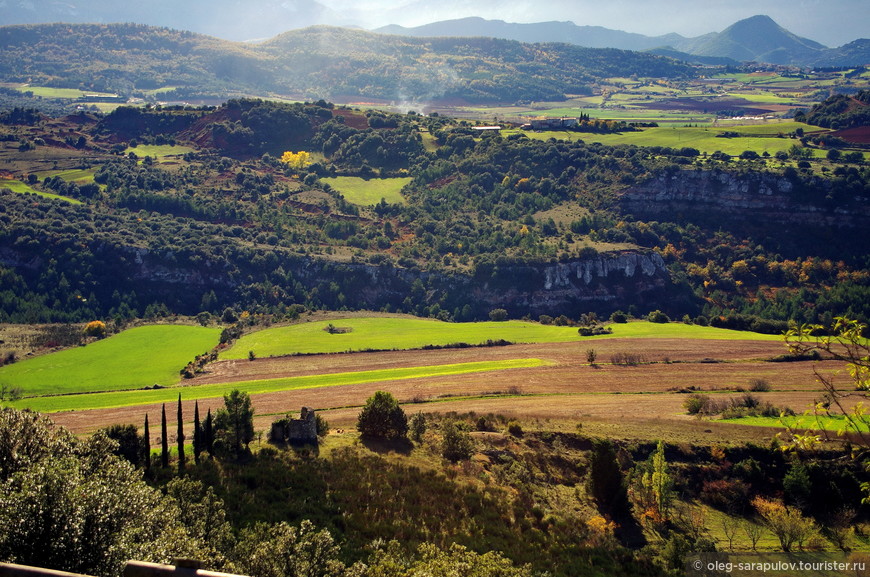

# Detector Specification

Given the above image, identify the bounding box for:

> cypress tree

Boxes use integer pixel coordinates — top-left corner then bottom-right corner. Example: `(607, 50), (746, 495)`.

(177, 393), (185, 472)
(143, 413), (151, 471)
(161, 403), (169, 468)
(204, 408), (214, 454)
(193, 400), (202, 464)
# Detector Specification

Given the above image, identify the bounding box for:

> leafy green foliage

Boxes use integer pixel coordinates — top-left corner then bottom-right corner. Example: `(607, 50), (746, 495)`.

(799, 89), (870, 129)
(214, 389), (255, 458)
(233, 520), (350, 577)
(101, 423), (143, 466)
(357, 391), (408, 440)
(440, 420), (475, 462)
(0, 409), (203, 576)
(2, 97), (870, 330)
(365, 541), (535, 577)
(409, 412), (427, 443)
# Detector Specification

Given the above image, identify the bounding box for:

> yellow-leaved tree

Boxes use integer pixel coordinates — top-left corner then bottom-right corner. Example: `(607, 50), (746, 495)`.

(281, 150), (311, 171)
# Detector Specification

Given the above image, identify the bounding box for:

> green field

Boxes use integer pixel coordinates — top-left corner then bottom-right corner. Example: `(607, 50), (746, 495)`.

(0, 180), (83, 204)
(510, 125), (816, 157)
(33, 168), (97, 184)
(0, 325), (220, 397)
(2, 317), (784, 413)
(15, 85), (103, 99)
(11, 358), (547, 413)
(222, 317), (781, 360)
(721, 413), (870, 434)
(125, 144), (197, 159)
(320, 176), (410, 205)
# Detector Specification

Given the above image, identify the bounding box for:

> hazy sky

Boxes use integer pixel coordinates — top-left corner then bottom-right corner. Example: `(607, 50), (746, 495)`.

(326, 0), (869, 47)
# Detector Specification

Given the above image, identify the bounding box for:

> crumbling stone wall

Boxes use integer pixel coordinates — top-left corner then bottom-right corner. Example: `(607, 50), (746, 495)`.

(270, 406), (317, 444)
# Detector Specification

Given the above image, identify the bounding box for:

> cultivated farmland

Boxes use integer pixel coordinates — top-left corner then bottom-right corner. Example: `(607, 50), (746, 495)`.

(15, 317), (832, 449)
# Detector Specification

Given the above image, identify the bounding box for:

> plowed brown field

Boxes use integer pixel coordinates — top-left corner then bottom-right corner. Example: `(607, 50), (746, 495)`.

(51, 337), (842, 445)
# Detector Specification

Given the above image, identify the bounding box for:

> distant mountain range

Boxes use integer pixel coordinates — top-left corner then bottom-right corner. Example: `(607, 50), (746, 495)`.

(0, 0), (339, 42)
(0, 1), (867, 67)
(377, 15), (870, 67)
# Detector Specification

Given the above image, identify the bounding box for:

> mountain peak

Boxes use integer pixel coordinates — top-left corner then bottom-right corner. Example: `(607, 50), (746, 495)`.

(685, 14), (828, 63)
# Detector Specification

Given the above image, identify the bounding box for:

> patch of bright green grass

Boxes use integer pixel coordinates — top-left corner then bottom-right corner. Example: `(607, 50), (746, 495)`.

(12, 358), (548, 413)
(721, 413), (870, 433)
(0, 325), (220, 397)
(606, 321), (782, 341)
(33, 168), (97, 184)
(16, 86), (89, 98)
(125, 144), (196, 159)
(0, 180), (82, 204)
(516, 125), (804, 156)
(320, 176), (410, 205)
(222, 317), (780, 360)
(222, 318), (583, 359)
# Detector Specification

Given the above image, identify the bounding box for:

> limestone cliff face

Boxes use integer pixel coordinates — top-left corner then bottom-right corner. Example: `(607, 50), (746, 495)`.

(620, 169), (870, 227)
(67, 244), (668, 317)
(479, 251), (671, 315)
(292, 250), (671, 316)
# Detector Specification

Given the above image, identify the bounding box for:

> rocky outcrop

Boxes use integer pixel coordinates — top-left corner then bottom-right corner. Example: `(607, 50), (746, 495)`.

(126, 246), (671, 317)
(470, 252), (671, 316)
(620, 169), (870, 227)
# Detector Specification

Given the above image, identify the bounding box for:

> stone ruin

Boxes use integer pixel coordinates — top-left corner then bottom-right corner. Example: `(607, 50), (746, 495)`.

(270, 406), (318, 444)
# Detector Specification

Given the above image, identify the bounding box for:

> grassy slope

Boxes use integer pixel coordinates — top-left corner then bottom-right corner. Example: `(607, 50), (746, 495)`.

(222, 318), (781, 359)
(0, 180), (83, 204)
(0, 324), (220, 396)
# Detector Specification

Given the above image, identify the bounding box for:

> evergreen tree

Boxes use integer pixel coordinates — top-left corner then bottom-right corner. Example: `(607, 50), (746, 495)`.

(214, 390), (255, 458)
(441, 420), (474, 462)
(193, 400), (202, 464)
(204, 408), (214, 454)
(161, 403), (169, 468)
(143, 413), (151, 472)
(177, 394), (185, 472)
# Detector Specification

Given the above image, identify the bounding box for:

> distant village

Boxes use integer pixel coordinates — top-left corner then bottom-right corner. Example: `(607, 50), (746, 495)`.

(470, 114), (654, 134)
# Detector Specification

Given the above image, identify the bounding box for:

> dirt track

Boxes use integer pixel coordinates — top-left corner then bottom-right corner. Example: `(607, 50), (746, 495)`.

(50, 338), (841, 444)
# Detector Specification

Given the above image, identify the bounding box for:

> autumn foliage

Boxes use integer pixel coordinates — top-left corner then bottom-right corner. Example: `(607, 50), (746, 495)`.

(82, 320), (107, 338)
(281, 150), (311, 170)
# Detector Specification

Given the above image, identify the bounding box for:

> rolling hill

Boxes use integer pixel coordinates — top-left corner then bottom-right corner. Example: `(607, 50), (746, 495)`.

(0, 23), (696, 103)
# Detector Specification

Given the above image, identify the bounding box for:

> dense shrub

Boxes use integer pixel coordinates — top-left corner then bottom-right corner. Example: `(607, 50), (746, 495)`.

(684, 394), (712, 415)
(488, 308), (508, 322)
(441, 420), (475, 462)
(357, 391), (408, 440)
(647, 310), (670, 324)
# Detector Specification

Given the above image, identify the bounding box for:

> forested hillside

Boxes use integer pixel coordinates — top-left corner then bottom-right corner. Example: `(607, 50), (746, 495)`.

(1, 99), (869, 329)
(798, 89), (870, 129)
(0, 23), (696, 103)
